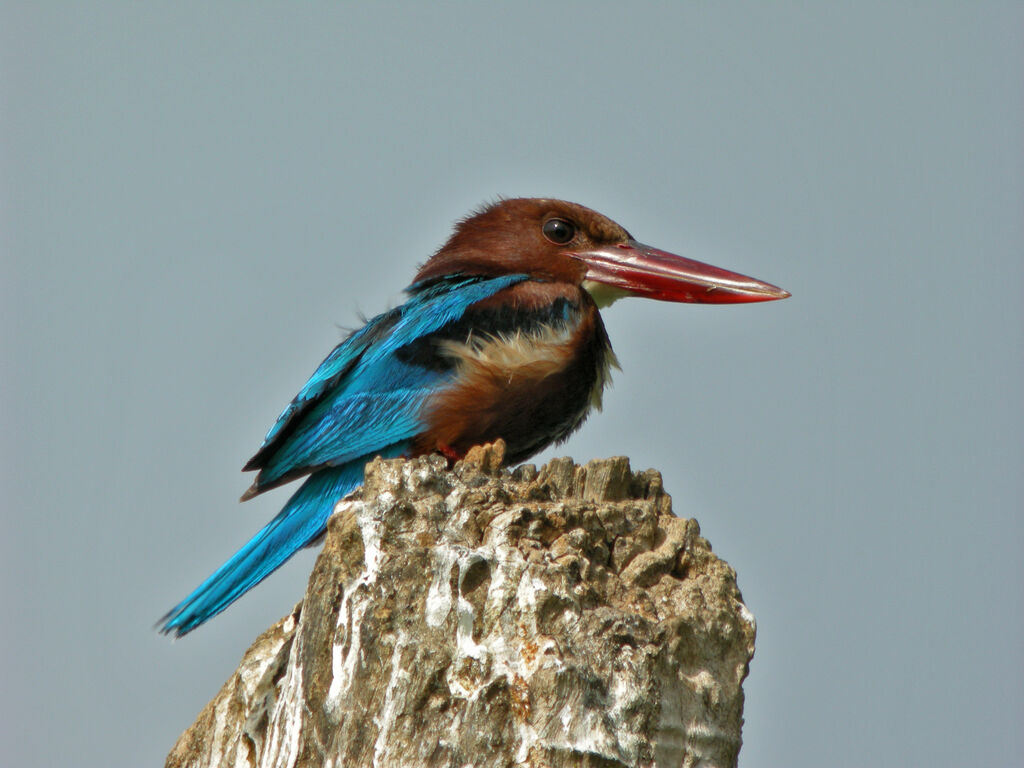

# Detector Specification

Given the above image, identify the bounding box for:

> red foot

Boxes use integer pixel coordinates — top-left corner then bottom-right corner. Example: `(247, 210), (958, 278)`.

(437, 442), (464, 467)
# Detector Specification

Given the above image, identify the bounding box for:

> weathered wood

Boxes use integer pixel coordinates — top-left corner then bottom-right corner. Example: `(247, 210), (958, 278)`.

(167, 444), (755, 768)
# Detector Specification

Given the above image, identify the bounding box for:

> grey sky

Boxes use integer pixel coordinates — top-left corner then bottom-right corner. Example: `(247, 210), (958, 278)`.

(3, 3), (1022, 767)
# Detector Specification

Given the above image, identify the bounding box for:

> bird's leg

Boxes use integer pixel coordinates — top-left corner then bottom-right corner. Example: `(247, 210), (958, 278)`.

(436, 442), (464, 467)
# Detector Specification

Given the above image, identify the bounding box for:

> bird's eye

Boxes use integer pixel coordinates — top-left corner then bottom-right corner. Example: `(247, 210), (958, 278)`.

(542, 218), (576, 245)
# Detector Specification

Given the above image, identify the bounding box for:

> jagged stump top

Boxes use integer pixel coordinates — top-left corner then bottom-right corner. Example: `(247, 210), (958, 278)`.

(167, 444), (756, 768)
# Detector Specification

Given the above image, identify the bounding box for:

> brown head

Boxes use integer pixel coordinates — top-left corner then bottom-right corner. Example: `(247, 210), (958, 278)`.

(413, 198), (790, 305)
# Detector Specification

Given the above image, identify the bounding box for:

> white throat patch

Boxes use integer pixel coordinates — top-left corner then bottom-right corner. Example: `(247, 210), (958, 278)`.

(582, 280), (632, 309)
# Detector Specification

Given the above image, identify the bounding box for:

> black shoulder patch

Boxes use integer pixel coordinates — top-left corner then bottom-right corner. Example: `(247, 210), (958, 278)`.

(395, 296), (580, 371)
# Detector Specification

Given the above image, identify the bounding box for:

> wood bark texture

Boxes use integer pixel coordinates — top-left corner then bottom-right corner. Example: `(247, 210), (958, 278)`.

(166, 443), (756, 768)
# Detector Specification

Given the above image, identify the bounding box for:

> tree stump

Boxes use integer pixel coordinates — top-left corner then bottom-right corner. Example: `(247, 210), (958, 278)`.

(166, 443), (756, 768)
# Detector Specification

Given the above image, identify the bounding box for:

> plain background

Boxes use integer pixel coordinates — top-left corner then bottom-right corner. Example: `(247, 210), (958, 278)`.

(3, 3), (1022, 766)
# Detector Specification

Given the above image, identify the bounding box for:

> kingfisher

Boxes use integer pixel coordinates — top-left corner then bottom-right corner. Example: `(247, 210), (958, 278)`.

(159, 198), (789, 636)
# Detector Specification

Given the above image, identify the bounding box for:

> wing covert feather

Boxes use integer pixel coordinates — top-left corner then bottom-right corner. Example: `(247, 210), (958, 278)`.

(243, 274), (528, 490)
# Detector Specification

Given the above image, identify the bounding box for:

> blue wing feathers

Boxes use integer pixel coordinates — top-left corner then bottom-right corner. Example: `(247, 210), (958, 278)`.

(245, 274), (527, 485)
(161, 274), (527, 635)
(251, 315), (395, 456)
(258, 388), (433, 485)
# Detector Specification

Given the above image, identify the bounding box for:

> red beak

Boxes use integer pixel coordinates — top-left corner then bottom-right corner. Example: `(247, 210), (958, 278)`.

(573, 240), (790, 304)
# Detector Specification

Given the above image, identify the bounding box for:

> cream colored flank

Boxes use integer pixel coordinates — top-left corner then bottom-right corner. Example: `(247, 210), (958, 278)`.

(439, 321), (618, 411)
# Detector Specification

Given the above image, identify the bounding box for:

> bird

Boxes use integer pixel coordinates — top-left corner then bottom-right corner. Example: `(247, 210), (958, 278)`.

(158, 197), (789, 636)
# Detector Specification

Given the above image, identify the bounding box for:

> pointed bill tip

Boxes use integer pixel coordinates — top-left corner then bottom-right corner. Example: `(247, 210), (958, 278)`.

(719, 280), (791, 303)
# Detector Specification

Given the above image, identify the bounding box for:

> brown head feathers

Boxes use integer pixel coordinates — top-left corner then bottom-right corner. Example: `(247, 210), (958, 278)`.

(413, 198), (633, 287)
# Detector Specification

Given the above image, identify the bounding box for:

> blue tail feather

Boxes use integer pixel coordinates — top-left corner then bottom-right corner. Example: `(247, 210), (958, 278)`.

(159, 448), (403, 637)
